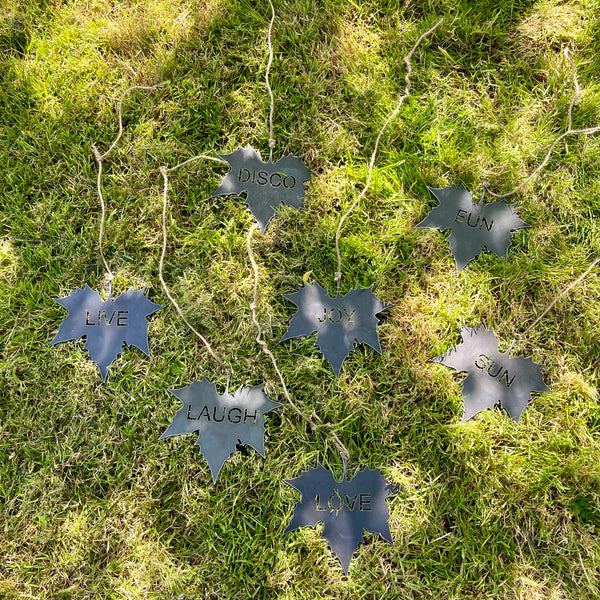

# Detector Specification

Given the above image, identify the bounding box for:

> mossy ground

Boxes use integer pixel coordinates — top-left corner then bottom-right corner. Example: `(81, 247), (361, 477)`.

(1, 0), (600, 598)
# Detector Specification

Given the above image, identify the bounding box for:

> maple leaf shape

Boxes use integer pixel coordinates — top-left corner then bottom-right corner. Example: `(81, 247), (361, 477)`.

(433, 326), (550, 421)
(280, 282), (386, 376)
(160, 378), (281, 483)
(416, 183), (529, 271)
(211, 144), (313, 232)
(50, 285), (163, 381)
(285, 463), (395, 574)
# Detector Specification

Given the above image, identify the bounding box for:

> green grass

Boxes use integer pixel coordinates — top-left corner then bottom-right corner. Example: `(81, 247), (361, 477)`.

(2, 0), (600, 597)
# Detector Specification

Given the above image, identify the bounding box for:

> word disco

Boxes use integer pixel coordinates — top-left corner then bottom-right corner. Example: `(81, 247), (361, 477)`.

(186, 405), (259, 424)
(237, 169), (296, 189)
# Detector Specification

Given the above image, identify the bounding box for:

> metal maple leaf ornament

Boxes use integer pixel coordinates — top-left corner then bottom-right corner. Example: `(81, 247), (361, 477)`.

(285, 461), (395, 574)
(416, 183), (529, 271)
(51, 284), (162, 381)
(212, 145), (313, 232)
(280, 282), (387, 376)
(433, 326), (550, 421)
(160, 378), (281, 483)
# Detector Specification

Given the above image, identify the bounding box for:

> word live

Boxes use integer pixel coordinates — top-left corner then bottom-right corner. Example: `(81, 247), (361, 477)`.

(85, 310), (128, 326)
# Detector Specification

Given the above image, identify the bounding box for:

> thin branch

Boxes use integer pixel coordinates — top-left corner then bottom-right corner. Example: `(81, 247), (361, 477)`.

(92, 84), (166, 280)
(266, 0), (276, 152)
(517, 257), (600, 340)
(158, 163), (228, 371)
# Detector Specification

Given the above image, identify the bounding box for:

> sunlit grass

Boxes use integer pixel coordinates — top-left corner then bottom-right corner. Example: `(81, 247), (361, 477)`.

(1, 0), (600, 598)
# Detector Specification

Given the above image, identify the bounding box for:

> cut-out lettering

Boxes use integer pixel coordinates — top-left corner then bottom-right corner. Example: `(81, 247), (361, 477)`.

(237, 168), (296, 189)
(316, 307), (357, 324)
(161, 379), (281, 483)
(454, 210), (494, 231)
(85, 310), (129, 326)
(433, 326), (549, 421)
(474, 353), (516, 388)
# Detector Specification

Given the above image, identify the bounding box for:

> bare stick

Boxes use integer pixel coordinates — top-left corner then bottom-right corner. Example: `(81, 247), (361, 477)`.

(92, 84), (166, 281)
(159, 163), (228, 371)
(486, 48), (600, 199)
(334, 18), (443, 292)
(247, 224), (350, 460)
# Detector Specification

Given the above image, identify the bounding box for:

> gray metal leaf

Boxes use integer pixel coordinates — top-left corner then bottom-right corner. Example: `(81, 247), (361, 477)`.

(211, 144), (313, 232)
(285, 463), (395, 574)
(160, 378), (281, 483)
(416, 183), (529, 271)
(433, 326), (550, 421)
(281, 282), (387, 376)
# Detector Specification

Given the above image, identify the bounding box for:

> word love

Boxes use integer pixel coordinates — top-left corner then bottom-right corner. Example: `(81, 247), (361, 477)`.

(315, 492), (372, 514)
(85, 310), (128, 327)
(285, 464), (395, 574)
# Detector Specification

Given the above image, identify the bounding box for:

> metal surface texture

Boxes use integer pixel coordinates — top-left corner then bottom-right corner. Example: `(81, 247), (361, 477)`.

(416, 183), (529, 271)
(160, 378), (281, 483)
(211, 144), (313, 232)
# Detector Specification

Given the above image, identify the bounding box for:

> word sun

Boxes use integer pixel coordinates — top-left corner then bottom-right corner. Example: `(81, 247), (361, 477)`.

(474, 354), (516, 388)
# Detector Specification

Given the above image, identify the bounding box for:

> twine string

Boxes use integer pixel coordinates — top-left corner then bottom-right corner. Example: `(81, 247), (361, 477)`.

(334, 18), (443, 292)
(92, 84), (166, 281)
(246, 225), (350, 460)
(159, 161), (228, 371)
(266, 0), (276, 156)
(514, 257), (600, 344)
(486, 48), (600, 200)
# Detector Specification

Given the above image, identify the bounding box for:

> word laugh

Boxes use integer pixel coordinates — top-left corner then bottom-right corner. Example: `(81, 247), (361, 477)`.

(186, 405), (259, 425)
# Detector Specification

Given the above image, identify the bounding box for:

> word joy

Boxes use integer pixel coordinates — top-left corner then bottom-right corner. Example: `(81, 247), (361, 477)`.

(237, 169), (296, 189)
(475, 354), (516, 388)
(85, 310), (128, 327)
(315, 492), (372, 514)
(186, 405), (259, 425)
(455, 209), (494, 231)
(316, 308), (356, 323)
